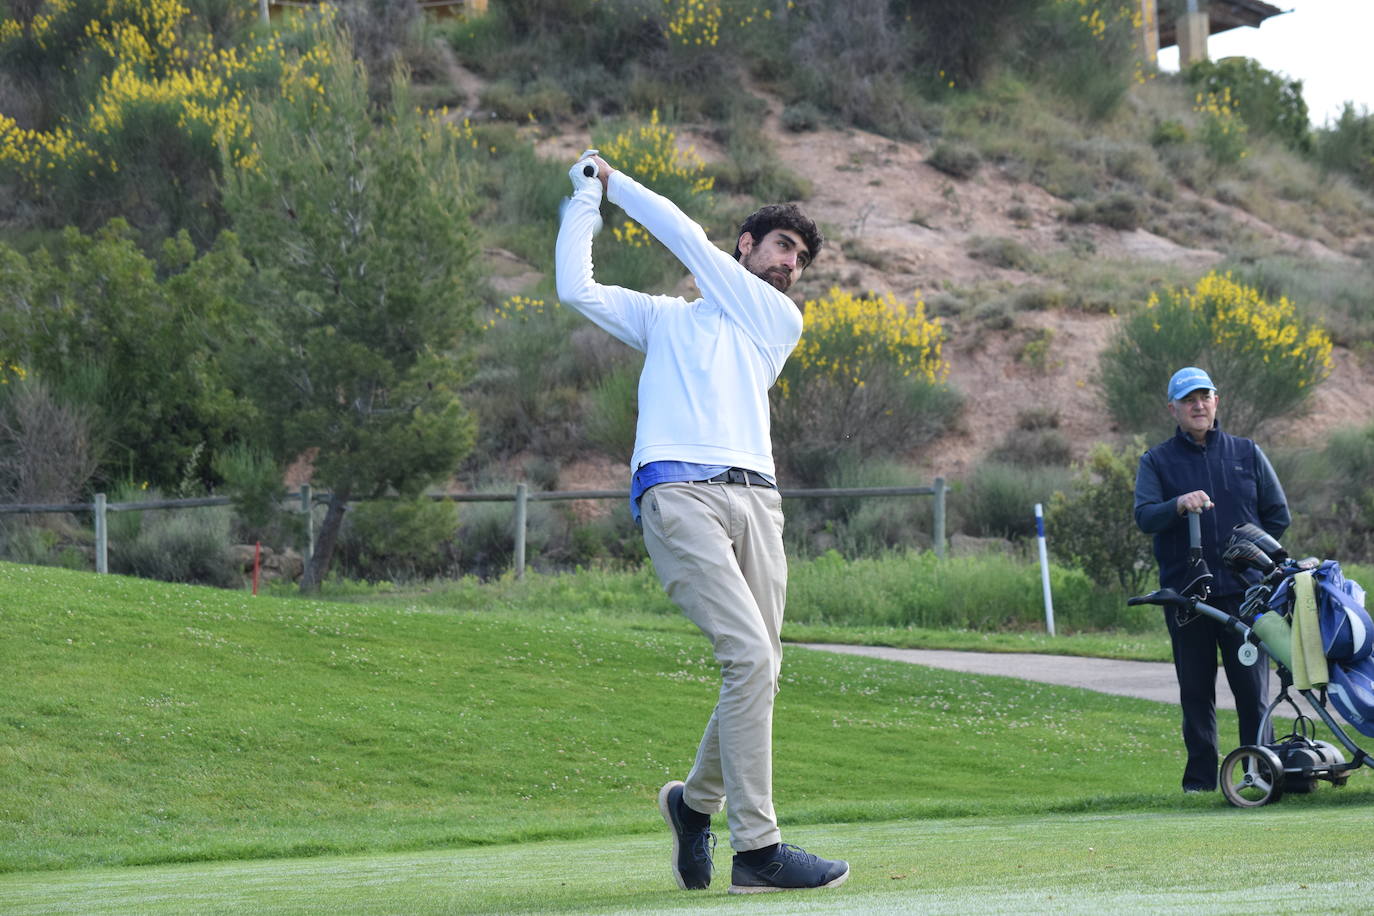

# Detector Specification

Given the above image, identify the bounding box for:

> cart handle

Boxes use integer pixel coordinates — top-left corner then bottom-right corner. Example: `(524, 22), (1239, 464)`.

(1127, 588), (1189, 608)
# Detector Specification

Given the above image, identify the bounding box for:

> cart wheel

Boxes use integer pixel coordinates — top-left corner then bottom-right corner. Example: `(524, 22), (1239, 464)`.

(1220, 745), (1286, 808)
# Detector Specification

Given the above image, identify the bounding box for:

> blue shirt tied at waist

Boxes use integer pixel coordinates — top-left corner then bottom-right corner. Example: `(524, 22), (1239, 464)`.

(630, 461), (776, 524)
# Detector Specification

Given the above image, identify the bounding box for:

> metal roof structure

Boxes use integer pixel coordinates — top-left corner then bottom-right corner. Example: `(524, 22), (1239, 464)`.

(1157, 0), (1287, 49)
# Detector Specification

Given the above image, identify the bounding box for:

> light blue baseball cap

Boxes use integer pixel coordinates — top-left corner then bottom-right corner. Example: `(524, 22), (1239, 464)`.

(1168, 367), (1217, 402)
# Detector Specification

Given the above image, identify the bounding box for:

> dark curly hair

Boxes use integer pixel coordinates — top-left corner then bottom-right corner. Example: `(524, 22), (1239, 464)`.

(733, 203), (823, 267)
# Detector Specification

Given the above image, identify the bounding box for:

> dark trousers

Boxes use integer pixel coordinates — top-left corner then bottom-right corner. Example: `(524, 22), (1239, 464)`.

(1164, 594), (1272, 791)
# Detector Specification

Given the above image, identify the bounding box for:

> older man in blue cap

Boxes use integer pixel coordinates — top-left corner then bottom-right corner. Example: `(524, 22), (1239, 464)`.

(1134, 367), (1291, 792)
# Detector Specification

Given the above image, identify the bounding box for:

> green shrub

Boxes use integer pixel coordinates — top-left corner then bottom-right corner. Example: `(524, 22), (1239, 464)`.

(781, 101), (823, 133)
(1186, 57), (1310, 152)
(1271, 423), (1374, 564)
(1100, 271), (1335, 440)
(336, 497), (459, 582)
(468, 296), (586, 464)
(988, 427), (1072, 468)
(1066, 192), (1146, 231)
(110, 505), (239, 588)
(478, 78), (574, 123)
(929, 141), (982, 179)
(1315, 103), (1374, 190)
(1010, 0), (1138, 121)
(212, 443), (298, 547)
(1047, 438), (1156, 592)
(785, 0), (928, 139)
(968, 235), (1036, 271)
(1151, 119), (1189, 147)
(956, 461), (1073, 540)
(708, 110), (813, 203)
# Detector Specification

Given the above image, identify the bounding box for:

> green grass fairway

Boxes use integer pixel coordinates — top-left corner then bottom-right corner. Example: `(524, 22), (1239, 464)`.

(5, 562), (1374, 914)
(4, 808), (1374, 914)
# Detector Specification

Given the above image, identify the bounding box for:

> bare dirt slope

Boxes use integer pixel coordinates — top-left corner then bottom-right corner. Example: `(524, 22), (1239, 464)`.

(505, 86), (1374, 488)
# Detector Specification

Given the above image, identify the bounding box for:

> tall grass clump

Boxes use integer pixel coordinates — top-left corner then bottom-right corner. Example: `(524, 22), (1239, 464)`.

(109, 503), (239, 588)
(956, 460), (1074, 541)
(772, 287), (957, 487)
(787, 549), (1146, 632)
(1100, 270), (1333, 440)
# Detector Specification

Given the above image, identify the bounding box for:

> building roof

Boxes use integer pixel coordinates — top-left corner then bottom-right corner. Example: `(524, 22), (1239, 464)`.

(1158, 0), (1287, 50)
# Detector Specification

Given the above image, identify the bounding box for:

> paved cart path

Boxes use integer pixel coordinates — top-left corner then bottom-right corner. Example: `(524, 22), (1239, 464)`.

(797, 643), (1243, 708)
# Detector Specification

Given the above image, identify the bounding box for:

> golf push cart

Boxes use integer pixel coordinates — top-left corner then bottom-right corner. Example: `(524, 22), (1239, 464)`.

(1128, 515), (1374, 807)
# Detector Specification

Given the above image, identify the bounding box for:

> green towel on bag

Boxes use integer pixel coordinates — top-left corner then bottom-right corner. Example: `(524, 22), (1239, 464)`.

(1291, 571), (1329, 690)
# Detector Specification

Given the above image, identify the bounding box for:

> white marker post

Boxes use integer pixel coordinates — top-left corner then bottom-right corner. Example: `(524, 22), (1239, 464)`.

(1035, 503), (1056, 636)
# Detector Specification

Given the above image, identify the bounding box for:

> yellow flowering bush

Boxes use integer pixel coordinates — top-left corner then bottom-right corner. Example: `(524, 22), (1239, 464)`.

(663, 0), (721, 47)
(599, 109), (714, 200)
(1194, 87), (1248, 164)
(593, 110), (714, 288)
(1102, 271), (1333, 437)
(772, 287), (957, 486)
(0, 0), (322, 235)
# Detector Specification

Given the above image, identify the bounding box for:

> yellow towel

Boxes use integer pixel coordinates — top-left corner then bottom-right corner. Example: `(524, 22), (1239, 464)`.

(1291, 571), (1329, 690)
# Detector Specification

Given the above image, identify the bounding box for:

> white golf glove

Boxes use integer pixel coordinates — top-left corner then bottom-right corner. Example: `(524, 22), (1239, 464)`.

(568, 148), (602, 193)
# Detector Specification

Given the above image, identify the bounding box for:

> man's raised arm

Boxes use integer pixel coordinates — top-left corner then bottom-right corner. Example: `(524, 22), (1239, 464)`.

(554, 154), (652, 351)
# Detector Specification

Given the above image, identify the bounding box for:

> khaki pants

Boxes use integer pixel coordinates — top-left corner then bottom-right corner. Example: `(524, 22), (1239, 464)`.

(640, 480), (787, 852)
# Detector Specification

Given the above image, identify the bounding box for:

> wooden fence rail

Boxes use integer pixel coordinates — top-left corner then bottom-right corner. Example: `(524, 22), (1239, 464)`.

(0, 477), (946, 579)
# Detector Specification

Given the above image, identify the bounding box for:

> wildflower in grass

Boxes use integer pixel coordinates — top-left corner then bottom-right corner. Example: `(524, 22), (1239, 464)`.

(485, 296), (558, 330)
(1101, 271), (1333, 437)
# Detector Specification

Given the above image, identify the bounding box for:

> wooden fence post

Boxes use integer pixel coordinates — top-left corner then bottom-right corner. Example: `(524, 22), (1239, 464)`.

(933, 476), (946, 559)
(514, 483), (528, 579)
(94, 492), (108, 574)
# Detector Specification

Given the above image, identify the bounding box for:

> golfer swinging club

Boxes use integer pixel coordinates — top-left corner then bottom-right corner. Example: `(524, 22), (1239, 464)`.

(555, 150), (848, 894)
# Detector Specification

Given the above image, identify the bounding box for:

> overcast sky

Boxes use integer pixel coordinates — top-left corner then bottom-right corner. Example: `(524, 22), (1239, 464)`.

(1155, 0), (1374, 127)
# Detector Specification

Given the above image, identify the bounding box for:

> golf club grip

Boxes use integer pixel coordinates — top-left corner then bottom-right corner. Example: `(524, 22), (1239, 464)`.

(583, 164), (596, 177)
(1189, 510), (1201, 550)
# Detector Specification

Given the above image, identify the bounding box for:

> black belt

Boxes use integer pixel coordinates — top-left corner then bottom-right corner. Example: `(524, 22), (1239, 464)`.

(698, 467), (775, 488)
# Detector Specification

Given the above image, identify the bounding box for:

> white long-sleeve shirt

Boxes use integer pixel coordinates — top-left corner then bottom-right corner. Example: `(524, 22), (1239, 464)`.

(555, 170), (803, 476)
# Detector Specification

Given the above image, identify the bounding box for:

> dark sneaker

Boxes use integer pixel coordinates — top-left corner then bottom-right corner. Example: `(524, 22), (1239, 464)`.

(728, 843), (850, 894)
(658, 781), (715, 890)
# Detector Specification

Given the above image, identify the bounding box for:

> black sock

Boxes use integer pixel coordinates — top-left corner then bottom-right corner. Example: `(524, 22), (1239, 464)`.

(677, 796), (711, 830)
(736, 843), (779, 864)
